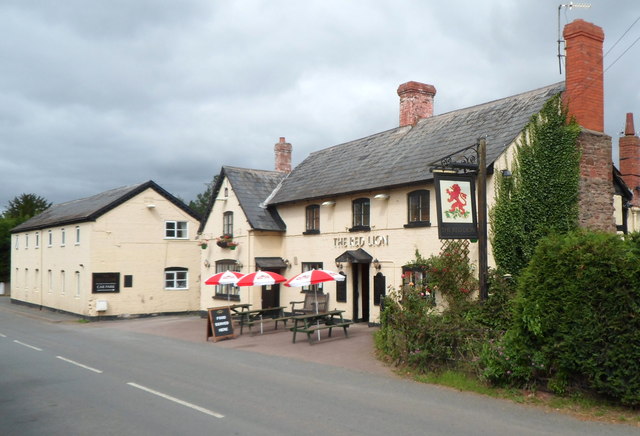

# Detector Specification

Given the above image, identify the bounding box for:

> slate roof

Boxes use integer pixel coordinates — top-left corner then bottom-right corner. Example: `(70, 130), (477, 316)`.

(199, 166), (286, 233)
(268, 82), (565, 205)
(11, 181), (199, 233)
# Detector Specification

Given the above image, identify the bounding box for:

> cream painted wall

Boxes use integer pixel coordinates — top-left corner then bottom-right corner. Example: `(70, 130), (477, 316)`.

(11, 188), (200, 317)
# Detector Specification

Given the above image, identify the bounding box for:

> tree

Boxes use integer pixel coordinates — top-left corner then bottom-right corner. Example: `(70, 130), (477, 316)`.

(3, 193), (51, 221)
(1, 193), (51, 283)
(490, 95), (581, 276)
(188, 175), (218, 218)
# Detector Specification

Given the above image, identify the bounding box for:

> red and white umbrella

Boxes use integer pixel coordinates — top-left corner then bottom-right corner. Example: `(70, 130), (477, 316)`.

(284, 269), (345, 287)
(236, 270), (287, 287)
(204, 271), (243, 286)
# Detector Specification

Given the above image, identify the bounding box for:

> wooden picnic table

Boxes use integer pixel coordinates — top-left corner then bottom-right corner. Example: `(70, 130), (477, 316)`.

(228, 303), (251, 318)
(290, 310), (353, 344)
(235, 306), (286, 335)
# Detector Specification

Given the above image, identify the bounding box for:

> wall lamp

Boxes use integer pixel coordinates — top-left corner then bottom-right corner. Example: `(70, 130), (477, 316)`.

(283, 259), (291, 269)
(372, 258), (381, 271)
(335, 261), (343, 270)
(374, 194), (390, 200)
(501, 169), (512, 178)
(321, 200), (336, 207)
(235, 260), (243, 269)
(204, 260), (210, 268)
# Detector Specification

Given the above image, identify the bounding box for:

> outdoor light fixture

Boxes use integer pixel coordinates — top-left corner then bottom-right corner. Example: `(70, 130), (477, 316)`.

(374, 194), (390, 200)
(283, 259), (291, 269)
(501, 169), (512, 178)
(235, 260), (243, 269)
(321, 200), (336, 207)
(146, 204), (156, 209)
(335, 261), (343, 269)
(372, 258), (381, 271)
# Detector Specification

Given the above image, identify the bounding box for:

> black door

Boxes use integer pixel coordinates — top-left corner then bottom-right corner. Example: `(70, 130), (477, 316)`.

(351, 264), (370, 322)
(260, 269), (281, 309)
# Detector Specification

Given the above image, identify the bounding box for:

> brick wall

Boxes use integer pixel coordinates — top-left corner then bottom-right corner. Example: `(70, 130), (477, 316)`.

(577, 130), (615, 231)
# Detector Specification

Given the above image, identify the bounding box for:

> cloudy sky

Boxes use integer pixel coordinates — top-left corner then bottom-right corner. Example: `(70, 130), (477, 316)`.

(1, 0), (639, 212)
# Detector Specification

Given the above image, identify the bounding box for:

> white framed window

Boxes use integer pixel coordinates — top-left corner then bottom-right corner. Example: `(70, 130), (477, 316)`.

(165, 221), (188, 239)
(164, 267), (188, 289)
(222, 212), (233, 237)
(48, 270), (53, 293)
(35, 232), (40, 249)
(75, 271), (81, 297)
(60, 270), (66, 295)
(61, 228), (66, 246)
(214, 260), (241, 300)
(25, 233), (29, 249)
(75, 226), (80, 245)
(48, 230), (53, 247)
(14, 235), (19, 250)
(34, 269), (39, 293)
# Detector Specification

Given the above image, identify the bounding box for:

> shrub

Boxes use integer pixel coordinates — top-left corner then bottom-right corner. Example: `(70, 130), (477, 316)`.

(482, 230), (640, 406)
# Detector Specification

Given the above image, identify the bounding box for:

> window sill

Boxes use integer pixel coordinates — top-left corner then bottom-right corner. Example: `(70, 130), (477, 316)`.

(303, 230), (320, 235)
(348, 226), (371, 232)
(404, 221), (432, 228)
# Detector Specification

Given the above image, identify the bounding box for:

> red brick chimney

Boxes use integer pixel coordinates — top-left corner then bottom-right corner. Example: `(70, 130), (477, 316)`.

(619, 113), (640, 206)
(397, 81), (436, 127)
(274, 137), (292, 173)
(563, 19), (604, 132)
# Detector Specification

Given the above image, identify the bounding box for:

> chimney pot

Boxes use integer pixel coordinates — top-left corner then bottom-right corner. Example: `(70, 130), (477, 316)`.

(397, 81), (436, 127)
(625, 113), (635, 136)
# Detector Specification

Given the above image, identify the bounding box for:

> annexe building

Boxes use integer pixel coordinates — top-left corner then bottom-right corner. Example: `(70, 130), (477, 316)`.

(10, 181), (201, 318)
(199, 19), (630, 325)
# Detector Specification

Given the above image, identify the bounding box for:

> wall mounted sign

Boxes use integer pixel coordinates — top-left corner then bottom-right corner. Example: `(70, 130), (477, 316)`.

(333, 235), (389, 248)
(434, 173), (478, 239)
(92, 272), (120, 293)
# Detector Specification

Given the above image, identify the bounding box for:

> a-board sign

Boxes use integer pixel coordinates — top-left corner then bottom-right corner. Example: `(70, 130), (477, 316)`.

(206, 306), (235, 342)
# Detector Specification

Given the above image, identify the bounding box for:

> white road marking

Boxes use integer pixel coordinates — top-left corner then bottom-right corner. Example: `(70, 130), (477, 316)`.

(56, 356), (103, 373)
(127, 382), (224, 419)
(0, 333), (6, 337)
(13, 340), (42, 351)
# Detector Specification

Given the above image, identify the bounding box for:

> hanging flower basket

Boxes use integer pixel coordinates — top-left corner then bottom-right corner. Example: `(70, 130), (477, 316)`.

(216, 235), (238, 249)
(197, 240), (209, 249)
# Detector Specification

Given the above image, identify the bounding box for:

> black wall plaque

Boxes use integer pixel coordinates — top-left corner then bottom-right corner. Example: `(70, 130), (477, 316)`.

(92, 272), (120, 293)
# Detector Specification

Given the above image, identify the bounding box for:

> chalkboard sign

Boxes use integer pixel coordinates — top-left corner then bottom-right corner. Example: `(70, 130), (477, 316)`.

(206, 306), (235, 342)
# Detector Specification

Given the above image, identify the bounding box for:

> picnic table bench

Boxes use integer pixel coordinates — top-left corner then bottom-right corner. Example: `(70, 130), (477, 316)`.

(236, 306), (286, 335)
(290, 310), (353, 344)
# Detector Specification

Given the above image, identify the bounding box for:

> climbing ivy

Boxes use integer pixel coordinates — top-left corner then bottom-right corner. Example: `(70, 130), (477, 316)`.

(490, 95), (581, 276)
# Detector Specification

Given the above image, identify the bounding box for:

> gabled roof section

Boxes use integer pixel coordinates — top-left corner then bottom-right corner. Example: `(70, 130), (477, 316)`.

(11, 181), (199, 233)
(269, 82), (565, 205)
(199, 166), (286, 233)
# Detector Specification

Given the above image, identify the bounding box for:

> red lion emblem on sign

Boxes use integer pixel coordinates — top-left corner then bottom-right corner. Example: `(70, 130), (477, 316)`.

(446, 183), (467, 215)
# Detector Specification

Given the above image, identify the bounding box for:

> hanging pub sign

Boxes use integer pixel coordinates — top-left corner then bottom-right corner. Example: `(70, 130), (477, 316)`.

(434, 172), (478, 240)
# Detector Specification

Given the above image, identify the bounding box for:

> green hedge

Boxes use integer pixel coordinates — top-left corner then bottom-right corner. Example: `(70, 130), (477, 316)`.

(482, 230), (640, 406)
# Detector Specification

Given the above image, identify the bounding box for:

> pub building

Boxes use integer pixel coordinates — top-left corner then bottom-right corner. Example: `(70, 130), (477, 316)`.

(199, 20), (633, 325)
